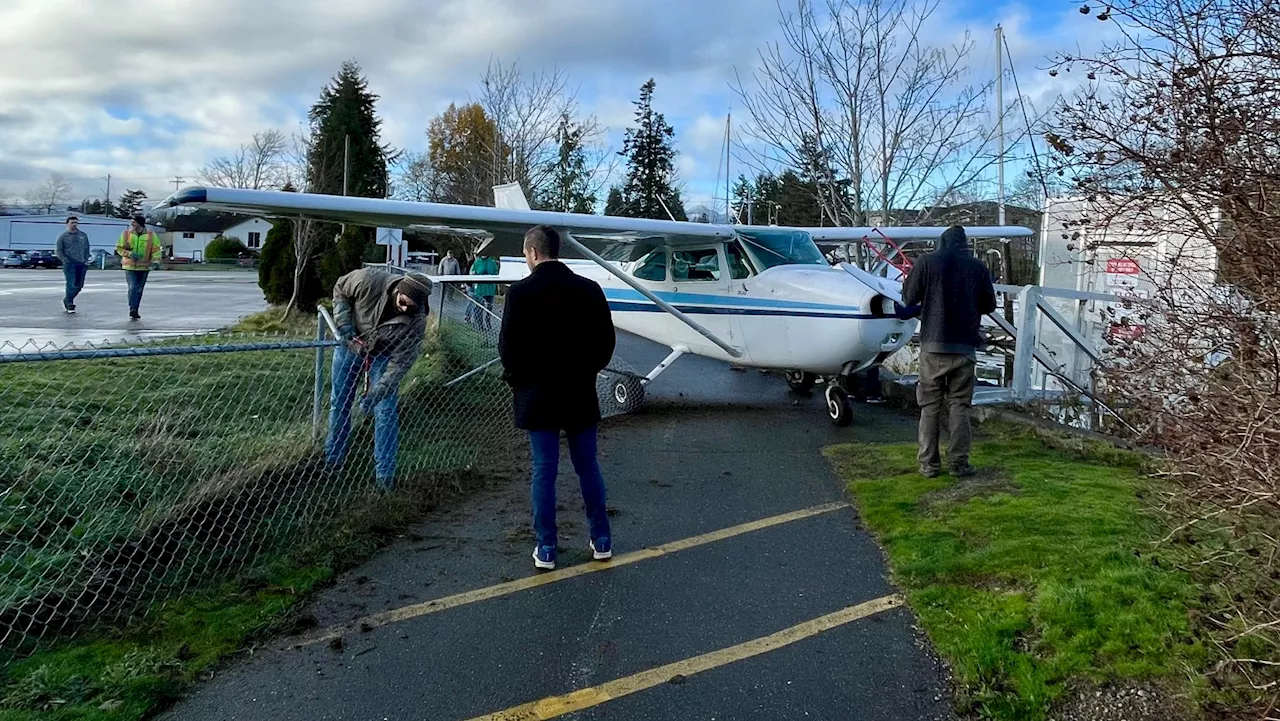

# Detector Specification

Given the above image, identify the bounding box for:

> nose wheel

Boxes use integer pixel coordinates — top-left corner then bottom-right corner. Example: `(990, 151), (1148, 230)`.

(825, 384), (854, 426)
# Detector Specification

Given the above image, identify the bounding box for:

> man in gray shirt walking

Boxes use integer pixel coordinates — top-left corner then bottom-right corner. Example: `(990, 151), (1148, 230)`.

(56, 216), (91, 314)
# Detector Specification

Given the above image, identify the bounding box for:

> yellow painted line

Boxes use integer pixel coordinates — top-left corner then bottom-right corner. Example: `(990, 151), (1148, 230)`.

(293, 501), (851, 647)
(464, 593), (904, 721)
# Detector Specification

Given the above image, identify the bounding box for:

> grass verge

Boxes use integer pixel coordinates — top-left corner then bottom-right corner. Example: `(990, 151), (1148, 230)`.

(0, 313), (515, 720)
(825, 422), (1211, 720)
(0, 471), (486, 721)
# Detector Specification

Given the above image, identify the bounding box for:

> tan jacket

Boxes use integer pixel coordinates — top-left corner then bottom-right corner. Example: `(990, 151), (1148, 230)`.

(332, 267), (431, 403)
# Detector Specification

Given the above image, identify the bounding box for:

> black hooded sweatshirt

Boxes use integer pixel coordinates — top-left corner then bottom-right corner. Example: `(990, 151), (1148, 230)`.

(900, 226), (997, 357)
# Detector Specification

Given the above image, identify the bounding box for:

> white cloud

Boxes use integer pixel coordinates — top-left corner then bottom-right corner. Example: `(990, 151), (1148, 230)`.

(0, 0), (1110, 211)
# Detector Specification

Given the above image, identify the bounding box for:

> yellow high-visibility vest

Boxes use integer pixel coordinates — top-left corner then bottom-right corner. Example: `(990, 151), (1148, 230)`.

(117, 230), (161, 270)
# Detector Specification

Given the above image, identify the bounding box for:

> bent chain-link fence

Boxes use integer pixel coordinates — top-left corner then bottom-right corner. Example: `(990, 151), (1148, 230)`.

(0, 275), (646, 662)
(0, 283), (516, 661)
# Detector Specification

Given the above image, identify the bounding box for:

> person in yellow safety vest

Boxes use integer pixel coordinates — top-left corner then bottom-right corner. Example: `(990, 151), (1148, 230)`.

(116, 215), (163, 320)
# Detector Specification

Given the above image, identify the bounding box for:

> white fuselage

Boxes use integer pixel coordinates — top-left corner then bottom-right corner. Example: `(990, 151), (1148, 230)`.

(500, 245), (918, 376)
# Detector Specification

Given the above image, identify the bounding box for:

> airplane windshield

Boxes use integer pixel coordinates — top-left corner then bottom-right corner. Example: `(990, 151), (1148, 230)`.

(736, 229), (828, 270)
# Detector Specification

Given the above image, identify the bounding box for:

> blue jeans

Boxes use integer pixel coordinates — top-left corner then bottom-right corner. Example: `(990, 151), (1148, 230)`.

(325, 342), (399, 489)
(125, 270), (148, 311)
(62, 262), (87, 308)
(529, 425), (611, 548)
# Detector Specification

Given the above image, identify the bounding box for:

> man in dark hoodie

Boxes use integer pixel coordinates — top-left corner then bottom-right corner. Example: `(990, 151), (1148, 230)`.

(900, 225), (996, 478)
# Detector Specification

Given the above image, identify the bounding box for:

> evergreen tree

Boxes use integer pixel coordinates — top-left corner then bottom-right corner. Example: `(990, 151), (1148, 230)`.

(116, 189), (147, 219)
(775, 169), (824, 227)
(537, 113), (596, 213)
(615, 79), (686, 221)
(305, 60), (395, 290)
(603, 186), (626, 216)
(258, 183), (296, 305)
(731, 174), (754, 223)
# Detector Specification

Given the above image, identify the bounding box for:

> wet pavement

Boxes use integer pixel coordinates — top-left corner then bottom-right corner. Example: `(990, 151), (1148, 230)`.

(158, 329), (956, 721)
(0, 269), (267, 350)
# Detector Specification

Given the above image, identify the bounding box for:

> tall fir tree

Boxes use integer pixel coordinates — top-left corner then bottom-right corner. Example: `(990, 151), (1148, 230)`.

(603, 186), (626, 216)
(115, 189), (147, 219)
(615, 79), (685, 221)
(535, 113), (596, 213)
(305, 59), (395, 292)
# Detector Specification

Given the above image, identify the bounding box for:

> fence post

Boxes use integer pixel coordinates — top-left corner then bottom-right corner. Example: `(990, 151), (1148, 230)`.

(1012, 285), (1039, 403)
(313, 311), (326, 441)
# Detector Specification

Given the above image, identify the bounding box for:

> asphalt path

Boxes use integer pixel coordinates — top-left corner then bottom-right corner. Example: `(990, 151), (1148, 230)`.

(158, 326), (956, 721)
(0, 269), (267, 350)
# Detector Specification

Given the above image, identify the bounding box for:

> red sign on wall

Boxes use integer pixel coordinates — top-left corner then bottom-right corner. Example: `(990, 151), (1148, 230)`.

(1108, 324), (1145, 341)
(1105, 258), (1141, 275)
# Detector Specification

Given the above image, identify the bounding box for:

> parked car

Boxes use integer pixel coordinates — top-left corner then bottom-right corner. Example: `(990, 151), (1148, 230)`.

(1, 251), (31, 268)
(28, 250), (61, 269)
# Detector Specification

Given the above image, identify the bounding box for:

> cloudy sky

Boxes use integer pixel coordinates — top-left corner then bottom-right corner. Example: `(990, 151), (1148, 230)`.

(0, 0), (1112, 213)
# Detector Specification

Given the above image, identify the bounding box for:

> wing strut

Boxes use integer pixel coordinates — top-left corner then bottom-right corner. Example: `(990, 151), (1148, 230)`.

(560, 231), (743, 359)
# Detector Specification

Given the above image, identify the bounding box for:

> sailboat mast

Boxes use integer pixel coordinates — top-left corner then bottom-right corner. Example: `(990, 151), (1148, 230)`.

(996, 24), (1005, 228)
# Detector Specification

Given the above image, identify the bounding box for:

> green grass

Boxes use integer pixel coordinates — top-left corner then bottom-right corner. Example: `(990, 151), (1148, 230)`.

(825, 424), (1209, 720)
(0, 317), (514, 719)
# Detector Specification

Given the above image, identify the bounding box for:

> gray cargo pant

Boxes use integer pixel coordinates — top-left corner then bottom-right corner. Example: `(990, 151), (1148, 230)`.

(916, 352), (977, 473)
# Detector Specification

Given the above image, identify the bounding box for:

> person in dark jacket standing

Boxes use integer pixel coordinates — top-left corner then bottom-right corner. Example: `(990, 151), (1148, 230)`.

(901, 225), (996, 478)
(499, 224), (616, 570)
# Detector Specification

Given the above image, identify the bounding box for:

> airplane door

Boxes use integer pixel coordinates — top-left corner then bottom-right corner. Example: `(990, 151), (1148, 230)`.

(668, 244), (741, 359)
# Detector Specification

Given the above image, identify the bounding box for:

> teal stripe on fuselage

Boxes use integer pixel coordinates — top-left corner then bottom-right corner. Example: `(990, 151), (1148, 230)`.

(602, 287), (861, 313)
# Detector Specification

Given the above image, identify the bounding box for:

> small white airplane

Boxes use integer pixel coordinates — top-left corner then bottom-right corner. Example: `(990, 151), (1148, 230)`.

(153, 184), (1033, 426)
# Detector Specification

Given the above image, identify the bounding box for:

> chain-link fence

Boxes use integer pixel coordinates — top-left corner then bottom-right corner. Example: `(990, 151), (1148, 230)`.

(0, 270), (648, 662)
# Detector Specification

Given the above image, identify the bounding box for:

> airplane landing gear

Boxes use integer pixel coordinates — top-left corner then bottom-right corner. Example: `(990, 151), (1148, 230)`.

(825, 383), (854, 426)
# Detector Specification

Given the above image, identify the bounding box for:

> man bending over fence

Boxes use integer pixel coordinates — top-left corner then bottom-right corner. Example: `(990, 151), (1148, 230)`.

(325, 266), (432, 491)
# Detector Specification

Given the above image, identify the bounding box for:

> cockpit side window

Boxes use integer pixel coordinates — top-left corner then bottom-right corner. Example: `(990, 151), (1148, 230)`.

(633, 250), (667, 282)
(671, 248), (722, 282)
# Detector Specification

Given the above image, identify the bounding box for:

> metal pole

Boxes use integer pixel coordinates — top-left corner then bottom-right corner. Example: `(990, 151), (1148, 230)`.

(313, 311), (326, 441)
(560, 232), (743, 358)
(996, 24), (1005, 228)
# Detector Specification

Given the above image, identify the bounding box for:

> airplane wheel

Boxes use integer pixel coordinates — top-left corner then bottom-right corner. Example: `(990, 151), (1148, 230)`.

(785, 370), (816, 393)
(607, 373), (646, 414)
(826, 385), (854, 427)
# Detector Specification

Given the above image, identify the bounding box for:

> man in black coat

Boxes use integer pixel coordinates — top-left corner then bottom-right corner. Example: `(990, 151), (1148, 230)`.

(499, 224), (617, 570)
(901, 225), (997, 478)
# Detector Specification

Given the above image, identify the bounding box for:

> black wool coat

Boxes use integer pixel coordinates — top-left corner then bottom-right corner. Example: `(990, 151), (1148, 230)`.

(498, 260), (617, 432)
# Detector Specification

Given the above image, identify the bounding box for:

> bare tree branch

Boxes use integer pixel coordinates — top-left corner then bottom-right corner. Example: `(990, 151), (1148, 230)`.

(25, 172), (73, 214)
(732, 0), (1039, 226)
(199, 129), (289, 190)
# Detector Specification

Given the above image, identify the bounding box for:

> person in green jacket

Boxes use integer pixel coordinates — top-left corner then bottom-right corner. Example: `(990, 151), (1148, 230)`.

(467, 254), (500, 330)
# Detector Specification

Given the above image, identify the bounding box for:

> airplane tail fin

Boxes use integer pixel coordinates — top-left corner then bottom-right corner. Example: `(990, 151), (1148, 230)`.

(493, 182), (531, 211)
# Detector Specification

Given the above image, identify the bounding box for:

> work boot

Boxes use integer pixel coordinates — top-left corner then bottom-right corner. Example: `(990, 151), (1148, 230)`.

(951, 464), (977, 478)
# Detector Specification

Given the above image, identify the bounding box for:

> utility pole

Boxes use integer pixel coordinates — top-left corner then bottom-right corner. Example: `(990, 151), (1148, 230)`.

(105, 174), (111, 207)
(340, 134), (350, 235)
(172, 176), (184, 192)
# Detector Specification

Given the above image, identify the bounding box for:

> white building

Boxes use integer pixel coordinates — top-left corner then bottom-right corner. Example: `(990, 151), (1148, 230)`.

(161, 214), (274, 261)
(0, 213), (156, 261)
(1036, 195), (1222, 390)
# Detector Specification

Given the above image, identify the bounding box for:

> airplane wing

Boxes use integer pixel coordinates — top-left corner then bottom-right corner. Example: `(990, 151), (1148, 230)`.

(805, 225), (1035, 245)
(153, 187), (734, 260)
